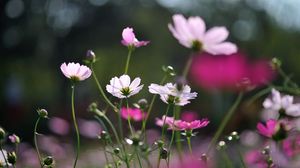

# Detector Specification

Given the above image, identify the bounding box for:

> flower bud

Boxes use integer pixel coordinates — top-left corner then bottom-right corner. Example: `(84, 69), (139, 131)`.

(217, 141), (226, 150)
(43, 156), (54, 166)
(271, 58), (281, 70)
(8, 134), (20, 144)
(133, 99), (148, 110)
(86, 50), (96, 63)
(113, 148), (120, 155)
(162, 65), (176, 76)
(230, 131), (239, 140)
(0, 127), (6, 140)
(99, 131), (110, 141)
(37, 109), (48, 118)
(160, 148), (168, 160)
(201, 153), (208, 163)
(105, 164), (113, 168)
(7, 151), (17, 165)
(88, 102), (98, 113)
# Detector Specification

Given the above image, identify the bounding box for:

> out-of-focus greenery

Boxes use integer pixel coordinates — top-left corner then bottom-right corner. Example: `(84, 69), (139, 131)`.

(1, 0), (300, 141)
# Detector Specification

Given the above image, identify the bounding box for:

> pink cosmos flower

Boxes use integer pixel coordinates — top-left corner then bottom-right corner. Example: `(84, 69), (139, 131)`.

(121, 107), (145, 121)
(168, 14), (237, 55)
(282, 135), (300, 158)
(245, 150), (270, 168)
(60, 62), (92, 81)
(8, 134), (20, 143)
(257, 119), (278, 138)
(174, 119), (209, 131)
(190, 52), (275, 91)
(48, 117), (70, 136)
(121, 27), (149, 47)
(78, 119), (102, 139)
(155, 115), (175, 129)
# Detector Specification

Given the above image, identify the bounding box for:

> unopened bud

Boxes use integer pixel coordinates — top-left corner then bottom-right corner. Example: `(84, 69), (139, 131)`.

(271, 58), (281, 70)
(113, 148), (120, 155)
(99, 131), (110, 141)
(162, 65), (176, 76)
(160, 148), (168, 160)
(230, 131), (239, 140)
(85, 50), (96, 64)
(0, 128), (5, 140)
(201, 153), (208, 163)
(43, 156), (54, 166)
(37, 109), (48, 118)
(8, 134), (20, 144)
(7, 152), (17, 164)
(217, 141), (226, 150)
(133, 99), (148, 110)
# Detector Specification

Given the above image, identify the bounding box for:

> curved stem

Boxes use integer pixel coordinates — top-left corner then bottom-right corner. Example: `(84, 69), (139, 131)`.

(71, 85), (80, 168)
(90, 64), (117, 111)
(124, 48), (133, 74)
(33, 116), (43, 167)
(207, 92), (244, 154)
(0, 144), (9, 168)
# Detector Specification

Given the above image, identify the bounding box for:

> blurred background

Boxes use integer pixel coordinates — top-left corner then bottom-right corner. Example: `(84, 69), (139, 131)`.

(1, 0), (300, 163)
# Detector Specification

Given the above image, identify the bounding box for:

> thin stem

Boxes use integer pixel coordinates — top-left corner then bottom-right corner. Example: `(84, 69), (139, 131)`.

(126, 99), (134, 135)
(0, 144), (9, 168)
(91, 64), (117, 111)
(221, 150), (234, 168)
(135, 148), (143, 168)
(161, 104), (171, 140)
(103, 145), (110, 167)
(246, 87), (272, 106)
(142, 75), (167, 138)
(182, 54), (193, 78)
(71, 85), (80, 168)
(207, 92), (244, 154)
(124, 48), (133, 74)
(33, 116), (43, 167)
(167, 107), (176, 166)
(278, 67), (298, 88)
(237, 147), (247, 168)
(187, 137), (193, 155)
(174, 106), (183, 160)
(118, 99), (124, 139)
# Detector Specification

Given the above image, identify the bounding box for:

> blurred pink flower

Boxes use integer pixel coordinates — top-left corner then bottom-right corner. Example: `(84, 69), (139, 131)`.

(245, 150), (269, 168)
(155, 115), (175, 129)
(121, 107), (145, 121)
(168, 14), (237, 55)
(282, 135), (300, 158)
(48, 117), (70, 136)
(8, 134), (20, 144)
(78, 119), (102, 139)
(174, 119), (209, 131)
(181, 111), (199, 122)
(171, 155), (208, 168)
(257, 119), (278, 138)
(60, 62), (91, 81)
(121, 27), (149, 47)
(190, 52), (275, 91)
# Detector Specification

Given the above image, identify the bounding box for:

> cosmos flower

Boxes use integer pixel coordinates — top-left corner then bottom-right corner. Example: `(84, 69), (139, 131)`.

(155, 115), (175, 129)
(121, 107), (145, 121)
(168, 14), (237, 55)
(148, 83), (197, 106)
(174, 119), (209, 131)
(263, 89), (300, 117)
(257, 119), (278, 138)
(121, 27), (149, 48)
(60, 62), (92, 81)
(106, 75), (143, 99)
(8, 134), (20, 144)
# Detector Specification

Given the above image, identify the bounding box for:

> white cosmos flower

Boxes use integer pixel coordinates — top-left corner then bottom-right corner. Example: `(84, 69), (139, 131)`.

(263, 89), (300, 117)
(106, 75), (143, 99)
(60, 62), (92, 81)
(148, 83), (197, 106)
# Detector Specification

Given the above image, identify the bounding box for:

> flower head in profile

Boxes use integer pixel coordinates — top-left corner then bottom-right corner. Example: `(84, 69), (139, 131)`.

(106, 75), (143, 99)
(168, 14), (237, 55)
(155, 115), (175, 129)
(263, 89), (300, 118)
(121, 107), (145, 121)
(60, 62), (92, 82)
(174, 119), (209, 131)
(148, 83), (197, 106)
(257, 119), (289, 141)
(121, 27), (149, 48)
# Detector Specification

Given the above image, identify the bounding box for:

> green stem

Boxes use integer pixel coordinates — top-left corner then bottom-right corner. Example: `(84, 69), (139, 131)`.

(118, 99), (124, 139)
(182, 54), (194, 78)
(221, 150), (234, 168)
(126, 99), (134, 135)
(161, 104), (171, 140)
(167, 107), (176, 166)
(33, 116), (43, 167)
(187, 137), (193, 155)
(174, 106), (183, 160)
(237, 147), (247, 168)
(278, 67), (298, 88)
(103, 145), (110, 167)
(91, 64), (117, 111)
(142, 75), (167, 139)
(71, 85), (80, 168)
(207, 92), (244, 154)
(124, 48), (133, 74)
(135, 148), (143, 168)
(246, 87), (272, 106)
(0, 144), (9, 168)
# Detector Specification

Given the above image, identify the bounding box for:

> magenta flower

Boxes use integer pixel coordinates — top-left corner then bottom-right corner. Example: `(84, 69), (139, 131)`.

(60, 62), (92, 81)
(190, 52), (275, 91)
(245, 150), (269, 168)
(8, 134), (20, 144)
(168, 14), (237, 55)
(174, 119), (209, 131)
(121, 107), (145, 121)
(282, 135), (300, 158)
(257, 119), (278, 138)
(121, 27), (149, 48)
(181, 111), (199, 122)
